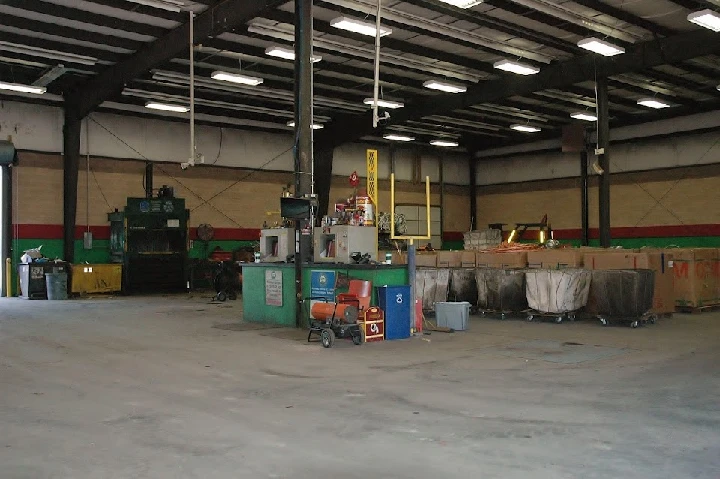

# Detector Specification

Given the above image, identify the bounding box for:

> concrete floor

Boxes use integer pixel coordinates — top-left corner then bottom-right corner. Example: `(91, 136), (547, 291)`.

(1, 295), (719, 479)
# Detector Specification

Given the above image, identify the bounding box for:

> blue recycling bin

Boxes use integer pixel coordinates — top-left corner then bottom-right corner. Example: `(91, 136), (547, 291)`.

(377, 285), (411, 340)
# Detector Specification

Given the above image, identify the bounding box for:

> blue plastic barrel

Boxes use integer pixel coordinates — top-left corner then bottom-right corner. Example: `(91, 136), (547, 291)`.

(377, 285), (411, 340)
(45, 273), (68, 300)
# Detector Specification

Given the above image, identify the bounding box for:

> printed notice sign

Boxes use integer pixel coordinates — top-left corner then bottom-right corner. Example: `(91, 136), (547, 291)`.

(265, 269), (283, 306)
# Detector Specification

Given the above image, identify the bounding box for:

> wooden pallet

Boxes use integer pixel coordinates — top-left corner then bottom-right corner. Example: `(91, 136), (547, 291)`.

(675, 304), (720, 314)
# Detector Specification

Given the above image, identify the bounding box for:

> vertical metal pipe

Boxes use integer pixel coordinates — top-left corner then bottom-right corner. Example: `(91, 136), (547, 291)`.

(189, 10), (195, 166)
(580, 149), (589, 246)
(469, 157), (477, 231)
(145, 162), (154, 198)
(63, 107), (81, 263)
(86, 118), (90, 231)
(597, 77), (611, 247)
(407, 239), (416, 333)
(1, 166), (10, 296)
(294, 0), (313, 327)
(371, 0), (382, 128)
(439, 155), (444, 249)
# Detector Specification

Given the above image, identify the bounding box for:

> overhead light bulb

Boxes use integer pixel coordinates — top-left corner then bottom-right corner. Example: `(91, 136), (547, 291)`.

(430, 140), (459, 147)
(436, 0), (484, 7)
(211, 71), (264, 86)
(493, 59), (540, 75)
(384, 134), (415, 142)
(125, 0), (185, 12)
(330, 16), (392, 37)
(577, 38), (625, 56)
(423, 80), (467, 93)
(637, 98), (671, 109)
(0, 81), (46, 95)
(287, 120), (324, 129)
(687, 9), (720, 32)
(265, 46), (322, 63)
(510, 124), (541, 132)
(363, 98), (405, 109)
(570, 112), (598, 122)
(145, 101), (189, 113)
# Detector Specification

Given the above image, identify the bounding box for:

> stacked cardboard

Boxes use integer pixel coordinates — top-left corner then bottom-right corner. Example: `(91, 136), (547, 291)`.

(436, 251), (461, 268)
(582, 250), (675, 314)
(527, 249), (584, 269)
(391, 251), (439, 267)
(475, 251), (528, 269)
(668, 248), (717, 309)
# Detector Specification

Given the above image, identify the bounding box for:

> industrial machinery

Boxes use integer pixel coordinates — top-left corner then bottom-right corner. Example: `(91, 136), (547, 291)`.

(260, 228), (294, 262)
(307, 297), (363, 348)
(507, 215), (553, 245)
(109, 186), (190, 293)
(313, 225), (378, 264)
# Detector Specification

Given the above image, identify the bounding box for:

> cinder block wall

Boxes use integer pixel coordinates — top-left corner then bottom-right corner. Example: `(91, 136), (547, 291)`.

(476, 164), (720, 247)
(12, 152), (472, 264)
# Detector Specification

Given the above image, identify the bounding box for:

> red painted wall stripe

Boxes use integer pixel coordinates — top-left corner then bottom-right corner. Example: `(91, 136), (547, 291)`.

(15, 224), (260, 241)
(14, 224), (720, 242)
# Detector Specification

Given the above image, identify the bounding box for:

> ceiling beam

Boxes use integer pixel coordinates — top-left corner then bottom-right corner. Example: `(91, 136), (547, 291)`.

(4, 0), (169, 38)
(65, 0), (287, 120)
(318, 28), (720, 147)
(569, 0), (676, 37)
(383, 0), (577, 55)
(262, 9), (496, 76)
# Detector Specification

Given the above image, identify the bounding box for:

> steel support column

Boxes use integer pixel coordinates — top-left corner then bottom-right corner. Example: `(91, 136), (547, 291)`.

(145, 162), (154, 198)
(469, 158), (477, 230)
(1, 165), (12, 297)
(63, 107), (81, 263)
(314, 145), (333, 219)
(597, 77), (611, 248)
(294, 0), (313, 327)
(439, 155), (445, 248)
(580, 149), (589, 246)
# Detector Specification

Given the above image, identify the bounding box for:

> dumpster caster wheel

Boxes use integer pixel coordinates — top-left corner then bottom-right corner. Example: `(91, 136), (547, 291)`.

(480, 311), (486, 317)
(526, 315), (534, 322)
(630, 320), (639, 329)
(500, 313), (506, 320)
(555, 316), (563, 324)
(352, 331), (363, 346)
(599, 317), (608, 326)
(216, 291), (227, 302)
(321, 329), (336, 348)
(568, 313), (576, 321)
(649, 315), (657, 324)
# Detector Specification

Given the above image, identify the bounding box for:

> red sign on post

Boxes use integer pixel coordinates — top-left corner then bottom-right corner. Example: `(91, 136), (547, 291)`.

(362, 306), (385, 342)
(349, 171), (360, 187)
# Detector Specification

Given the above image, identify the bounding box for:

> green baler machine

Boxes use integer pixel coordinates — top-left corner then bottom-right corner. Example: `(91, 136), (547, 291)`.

(108, 190), (190, 293)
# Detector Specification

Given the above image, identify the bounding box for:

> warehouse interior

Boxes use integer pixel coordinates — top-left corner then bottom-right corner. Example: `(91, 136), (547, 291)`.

(1, 0), (720, 477)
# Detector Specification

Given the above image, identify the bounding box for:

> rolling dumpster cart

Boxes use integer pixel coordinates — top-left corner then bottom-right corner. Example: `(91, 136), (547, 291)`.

(525, 269), (591, 323)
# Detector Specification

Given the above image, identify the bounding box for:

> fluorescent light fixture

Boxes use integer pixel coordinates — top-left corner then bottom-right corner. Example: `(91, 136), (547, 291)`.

(330, 16), (392, 37)
(126, 0), (185, 11)
(430, 140), (459, 147)
(510, 124), (541, 132)
(637, 98), (671, 109)
(265, 46), (322, 63)
(0, 81), (46, 95)
(436, 0), (484, 8)
(687, 9), (720, 32)
(0, 41), (97, 65)
(384, 134), (415, 142)
(145, 101), (189, 113)
(577, 37), (625, 56)
(287, 120), (324, 129)
(423, 80), (467, 93)
(363, 98), (405, 109)
(211, 71), (264, 86)
(570, 112), (598, 121)
(493, 59), (540, 75)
